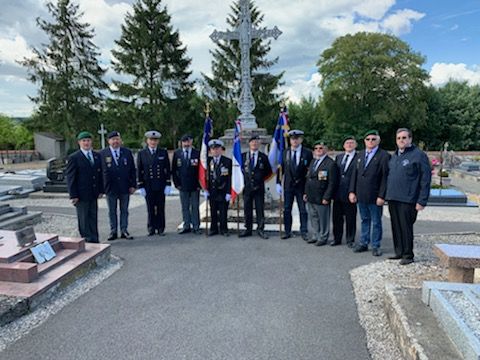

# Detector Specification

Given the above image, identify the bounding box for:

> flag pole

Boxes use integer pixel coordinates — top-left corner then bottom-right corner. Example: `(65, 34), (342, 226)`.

(279, 103), (288, 237)
(204, 102), (211, 237)
(237, 197), (240, 233)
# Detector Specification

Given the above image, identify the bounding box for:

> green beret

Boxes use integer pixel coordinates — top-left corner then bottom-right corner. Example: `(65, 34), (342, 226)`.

(342, 135), (356, 143)
(314, 140), (327, 147)
(77, 131), (92, 140)
(364, 130), (379, 138)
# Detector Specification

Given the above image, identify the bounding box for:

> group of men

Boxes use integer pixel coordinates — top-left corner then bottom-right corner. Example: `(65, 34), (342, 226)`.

(66, 126), (431, 265)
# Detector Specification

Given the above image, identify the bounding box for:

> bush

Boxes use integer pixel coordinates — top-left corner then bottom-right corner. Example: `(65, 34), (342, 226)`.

(438, 170), (449, 177)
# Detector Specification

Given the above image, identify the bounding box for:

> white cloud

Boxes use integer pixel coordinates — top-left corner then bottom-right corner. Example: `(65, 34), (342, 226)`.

(280, 73), (322, 103)
(381, 9), (425, 35)
(0, 33), (33, 65)
(430, 63), (480, 87)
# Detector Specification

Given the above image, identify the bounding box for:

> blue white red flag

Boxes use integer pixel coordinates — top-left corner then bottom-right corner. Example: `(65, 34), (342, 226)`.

(268, 106), (290, 172)
(231, 119), (244, 202)
(199, 115), (213, 190)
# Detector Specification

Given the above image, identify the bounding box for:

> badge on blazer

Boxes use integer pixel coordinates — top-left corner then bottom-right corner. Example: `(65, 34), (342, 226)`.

(303, 159), (308, 165)
(191, 159), (198, 166)
(402, 159), (410, 166)
(318, 170), (328, 180)
(221, 166), (229, 176)
(159, 156), (165, 160)
(177, 158), (182, 167)
(123, 158), (127, 166)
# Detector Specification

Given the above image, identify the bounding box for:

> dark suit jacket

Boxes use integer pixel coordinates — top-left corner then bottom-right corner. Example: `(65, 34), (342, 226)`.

(241, 151), (272, 194)
(278, 146), (313, 191)
(207, 155), (232, 201)
(100, 147), (136, 195)
(137, 147), (171, 192)
(304, 155), (338, 204)
(334, 151), (358, 202)
(172, 148), (201, 192)
(349, 148), (390, 204)
(66, 149), (103, 201)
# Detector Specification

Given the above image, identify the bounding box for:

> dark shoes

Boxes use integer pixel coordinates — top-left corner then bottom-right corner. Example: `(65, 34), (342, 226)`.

(157, 229), (166, 236)
(388, 255), (402, 260)
(193, 229), (202, 235)
(347, 242), (354, 249)
(281, 233), (292, 240)
(120, 231), (133, 240)
(315, 241), (327, 246)
(307, 239), (317, 244)
(221, 231), (230, 237)
(258, 230), (269, 239)
(178, 228), (191, 234)
(329, 242), (341, 247)
(400, 258), (414, 265)
(301, 233), (309, 241)
(107, 233), (117, 241)
(353, 244), (368, 253)
(239, 231), (252, 238)
(372, 248), (382, 257)
(208, 230), (219, 236)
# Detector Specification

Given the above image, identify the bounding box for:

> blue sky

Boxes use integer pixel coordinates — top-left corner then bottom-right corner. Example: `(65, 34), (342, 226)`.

(0, 0), (479, 117)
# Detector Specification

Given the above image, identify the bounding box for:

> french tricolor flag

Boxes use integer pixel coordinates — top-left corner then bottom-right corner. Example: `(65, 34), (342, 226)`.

(199, 115), (213, 190)
(231, 119), (244, 202)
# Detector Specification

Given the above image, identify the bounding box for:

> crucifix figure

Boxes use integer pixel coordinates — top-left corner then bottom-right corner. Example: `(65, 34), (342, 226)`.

(98, 123), (107, 149)
(210, 0), (281, 129)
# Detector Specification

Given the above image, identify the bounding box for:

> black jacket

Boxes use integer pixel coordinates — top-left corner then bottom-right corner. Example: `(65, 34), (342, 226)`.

(242, 151), (272, 194)
(278, 146), (313, 191)
(137, 147), (171, 192)
(349, 148), (390, 203)
(207, 155), (232, 201)
(305, 155), (338, 205)
(100, 147), (136, 195)
(385, 145), (431, 206)
(172, 148), (201, 192)
(334, 151), (358, 202)
(66, 149), (104, 201)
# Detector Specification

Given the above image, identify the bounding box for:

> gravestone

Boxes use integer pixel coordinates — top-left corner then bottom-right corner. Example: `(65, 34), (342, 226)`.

(43, 157), (68, 193)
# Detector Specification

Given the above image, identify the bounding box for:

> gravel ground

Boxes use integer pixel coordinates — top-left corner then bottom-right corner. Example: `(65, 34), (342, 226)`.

(350, 232), (480, 360)
(383, 205), (480, 223)
(442, 290), (480, 341)
(0, 256), (123, 352)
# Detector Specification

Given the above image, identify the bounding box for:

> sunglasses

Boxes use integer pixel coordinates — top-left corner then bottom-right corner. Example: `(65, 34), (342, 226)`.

(396, 136), (408, 140)
(365, 137), (377, 141)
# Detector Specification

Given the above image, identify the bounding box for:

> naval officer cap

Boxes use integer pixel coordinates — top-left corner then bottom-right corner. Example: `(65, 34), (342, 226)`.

(208, 139), (224, 148)
(144, 130), (161, 139)
(249, 135), (260, 142)
(288, 129), (305, 138)
(107, 131), (121, 139)
(77, 131), (92, 140)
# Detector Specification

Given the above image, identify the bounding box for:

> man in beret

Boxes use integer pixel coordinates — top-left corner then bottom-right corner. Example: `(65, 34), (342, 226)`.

(137, 130), (172, 236)
(100, 131), (136, 241)
(385, 128), (431, 265)
(239, 135), (272, 239)
(332, 136), (359, 247)
(66, 131), (104, 243)
(206, 139), (232, 236)
(172, 134), (202, 235)
(276, 129), (313, 240)
(349, 130), (390, 256)
(303, 141), (338, 246)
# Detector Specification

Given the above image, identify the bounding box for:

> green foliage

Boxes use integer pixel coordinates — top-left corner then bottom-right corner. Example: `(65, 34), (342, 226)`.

(110, 0), (196, 148)
(202, 0), (284, 133)
(317, 32), (429, 149)
(0, 115), (33, 150)
(287, 97), (326, 148)
(19, 0), (107, 144)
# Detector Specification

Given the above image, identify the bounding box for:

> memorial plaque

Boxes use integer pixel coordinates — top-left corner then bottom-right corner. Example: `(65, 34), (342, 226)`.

(15, 226), (36, 247)
(30, 241), (56, 264)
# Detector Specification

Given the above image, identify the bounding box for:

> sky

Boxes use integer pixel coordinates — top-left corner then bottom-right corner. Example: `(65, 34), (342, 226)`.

(0, 0), (479, 117)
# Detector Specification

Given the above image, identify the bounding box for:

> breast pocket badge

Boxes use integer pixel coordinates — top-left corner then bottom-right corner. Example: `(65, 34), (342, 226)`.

(177, 158), (182, 167)
(318, 170), (328, 181)
(191, 159), (199, 166)
(221, 166), (229, 176)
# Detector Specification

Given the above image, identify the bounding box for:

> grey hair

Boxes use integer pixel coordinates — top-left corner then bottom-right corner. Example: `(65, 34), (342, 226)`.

(396, 128), (412, 137)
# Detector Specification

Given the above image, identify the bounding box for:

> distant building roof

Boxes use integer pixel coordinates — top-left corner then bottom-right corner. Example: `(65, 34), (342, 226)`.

(35, 132), (65, 141)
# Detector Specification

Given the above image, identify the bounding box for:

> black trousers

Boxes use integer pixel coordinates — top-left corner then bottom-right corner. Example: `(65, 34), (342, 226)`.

(210, 197), (228, 233)
(332, 200), (357, 244)
(284, 187), (308, 234)
(76, 199), (99, 243)
(388, 200), (417, 259)
(145, 190), (165, 232)
(244, 190), (265, 231)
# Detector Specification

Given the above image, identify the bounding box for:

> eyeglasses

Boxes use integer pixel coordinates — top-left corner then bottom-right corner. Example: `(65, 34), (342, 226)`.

(396, 136), (408, 140)
(365, 137), (377, 141)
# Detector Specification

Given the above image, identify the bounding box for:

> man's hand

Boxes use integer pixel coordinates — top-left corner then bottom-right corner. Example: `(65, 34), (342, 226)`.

(138, 188), (147, 197)
(98, 193), (104, 199)
(376, 197), (385, 206)
(348, 193), (357, 204)
(129, 187), (136, 194)
(303, 194), (308, 202)
(276, 184), (283, 195)
(164, 185), (172, 195)
(71, 198), (79, 206)
(416, 203), (425, 211)
(322, 199), (329, 205)
(203, 191), (209, 199)
(225, 194), (231, 202)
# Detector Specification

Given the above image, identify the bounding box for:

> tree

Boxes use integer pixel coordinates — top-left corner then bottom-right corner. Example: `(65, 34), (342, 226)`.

(19, 0), (106, 143)
(203, 0), (284, 133)
(110, 0), (195, 148)
(317, 32), (429, 149)
(287, 97), (326, 148)
(0, 115), (33, 150)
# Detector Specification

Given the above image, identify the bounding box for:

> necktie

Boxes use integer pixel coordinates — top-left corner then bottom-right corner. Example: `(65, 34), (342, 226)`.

(342, 154), (349, 172)
(151, 149), (156, 156)
(87, 152), (94, 166)
(250, 153), (255, 170)
(364, 152), (370, 168)
(114, 150), (119, 165)
(292, 150), (298, 170)
(184, 150), (188, 160)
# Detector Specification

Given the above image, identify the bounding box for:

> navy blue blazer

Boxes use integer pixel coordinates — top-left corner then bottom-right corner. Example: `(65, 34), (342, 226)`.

(66, 149), (104, 201)
(100, 147), (136, 195)
(334, 152), (358, 202)
(171, 148), (201, 192)
(278, 146), (313, 191)
(137, 147), (171, 192)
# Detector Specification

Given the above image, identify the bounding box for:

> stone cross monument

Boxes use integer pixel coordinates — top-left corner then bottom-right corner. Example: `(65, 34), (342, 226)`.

(210, 0), (282, 129)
